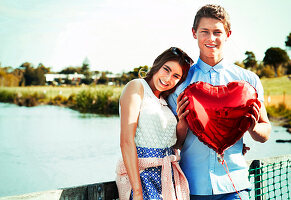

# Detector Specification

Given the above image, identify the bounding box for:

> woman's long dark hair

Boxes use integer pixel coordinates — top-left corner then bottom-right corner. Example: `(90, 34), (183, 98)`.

(143, 47), (193, 99)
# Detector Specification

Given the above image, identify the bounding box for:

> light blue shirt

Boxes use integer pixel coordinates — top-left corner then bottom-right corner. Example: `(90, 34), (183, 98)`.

(168, 58), (264, 195)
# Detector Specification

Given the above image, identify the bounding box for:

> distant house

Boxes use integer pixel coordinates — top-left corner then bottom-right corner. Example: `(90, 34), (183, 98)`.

(45, 73), (85, 85)
(45, 73), (121, 85)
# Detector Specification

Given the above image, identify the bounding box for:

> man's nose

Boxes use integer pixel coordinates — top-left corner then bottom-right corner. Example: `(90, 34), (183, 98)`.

(209, 33), (215, 42)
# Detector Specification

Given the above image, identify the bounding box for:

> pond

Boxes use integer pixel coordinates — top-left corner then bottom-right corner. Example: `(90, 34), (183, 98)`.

(0, 103), (290, 197)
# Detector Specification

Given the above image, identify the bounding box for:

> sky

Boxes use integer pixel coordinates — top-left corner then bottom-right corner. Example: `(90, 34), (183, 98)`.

(0, 0), (290, 74)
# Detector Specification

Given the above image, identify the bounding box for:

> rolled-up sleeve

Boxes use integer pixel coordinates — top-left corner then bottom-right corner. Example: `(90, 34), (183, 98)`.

(168, 92), (178, 116)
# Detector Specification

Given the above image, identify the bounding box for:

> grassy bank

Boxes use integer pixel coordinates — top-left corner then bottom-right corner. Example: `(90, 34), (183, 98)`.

(266, 103), (291, 129)
(0, 85), (122, 115)
(261, 76), (291, 108)
(0, 76), (290, 119)
(261, 76), (291, 95)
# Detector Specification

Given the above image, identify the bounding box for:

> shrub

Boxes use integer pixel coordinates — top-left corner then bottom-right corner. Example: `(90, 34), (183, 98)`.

(75, 88), (120, 114)
(0, 89), (17, 102)
(261, 65), (275, 78)
(266, 103), (291, 128)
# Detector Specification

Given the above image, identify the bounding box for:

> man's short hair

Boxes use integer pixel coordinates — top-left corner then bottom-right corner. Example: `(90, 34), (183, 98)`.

(193, 4), (231, 33)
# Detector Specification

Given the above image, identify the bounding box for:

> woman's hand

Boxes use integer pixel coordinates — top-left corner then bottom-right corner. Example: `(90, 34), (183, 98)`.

(174, 92), (190, 149)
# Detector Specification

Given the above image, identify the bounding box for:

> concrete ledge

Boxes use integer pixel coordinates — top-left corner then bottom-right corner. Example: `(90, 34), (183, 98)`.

(0, 190), (63, 200)
(0, 181), (118, 200)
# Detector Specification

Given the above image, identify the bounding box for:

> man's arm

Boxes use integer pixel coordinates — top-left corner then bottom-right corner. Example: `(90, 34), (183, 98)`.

(248, 103), (271, 143)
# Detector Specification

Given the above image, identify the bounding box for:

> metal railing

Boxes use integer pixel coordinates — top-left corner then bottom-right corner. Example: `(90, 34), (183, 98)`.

(248, 155), (291, 200)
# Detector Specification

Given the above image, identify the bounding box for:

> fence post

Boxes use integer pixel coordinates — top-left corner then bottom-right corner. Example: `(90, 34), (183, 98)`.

(250, 160), (263, 200)
(87, 182), (119, 200)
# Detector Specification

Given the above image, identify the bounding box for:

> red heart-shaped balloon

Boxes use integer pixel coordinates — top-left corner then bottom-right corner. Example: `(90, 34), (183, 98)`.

(183, 81), (261, 155)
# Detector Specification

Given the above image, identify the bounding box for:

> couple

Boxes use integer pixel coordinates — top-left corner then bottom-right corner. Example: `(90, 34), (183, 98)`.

(116, 4), (271, 200)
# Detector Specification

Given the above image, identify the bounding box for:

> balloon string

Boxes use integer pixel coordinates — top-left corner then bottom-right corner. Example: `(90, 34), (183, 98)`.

(221, 159), (242, 200)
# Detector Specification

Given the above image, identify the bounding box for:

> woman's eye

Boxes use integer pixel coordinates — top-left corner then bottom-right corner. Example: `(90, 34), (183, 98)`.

(163, 67), (169, 72)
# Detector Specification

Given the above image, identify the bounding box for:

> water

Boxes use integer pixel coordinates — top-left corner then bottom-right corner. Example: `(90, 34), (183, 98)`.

(0, 103), (290, 197)
(0, 103), (121, 197)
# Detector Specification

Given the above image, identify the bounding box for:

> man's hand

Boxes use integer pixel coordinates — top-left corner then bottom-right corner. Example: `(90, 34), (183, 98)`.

(176, 91), (190, 126)
(173, 92), (190, 149)
(242, 143), (250, 155)
(248, 101), (260, 133)
(248, 102), (271, 143)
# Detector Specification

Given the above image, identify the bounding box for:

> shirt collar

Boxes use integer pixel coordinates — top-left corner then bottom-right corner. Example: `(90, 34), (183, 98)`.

(196, 58), (225, 73)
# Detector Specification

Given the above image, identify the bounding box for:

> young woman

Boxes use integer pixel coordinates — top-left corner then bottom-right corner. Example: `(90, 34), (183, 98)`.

(116, 47), (193, 200)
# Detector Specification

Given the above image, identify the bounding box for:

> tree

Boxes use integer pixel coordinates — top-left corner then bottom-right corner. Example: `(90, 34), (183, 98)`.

(81, 57), (92, 84)
(34, 64), (47, 85)
(127, 65), (149, 80)
(60, 67), (81, 74)
(97, 72), (108, 84)
(234, 61), (245, 69)
(263, 47), (289, 77)
(20, 62), (34, 85)
(285, 32), (291, 48)
(243, 51), (257, 71)
(19, 62), (47, 85)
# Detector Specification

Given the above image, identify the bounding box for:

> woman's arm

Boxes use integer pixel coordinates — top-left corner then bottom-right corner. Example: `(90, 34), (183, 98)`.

(120, 80), (144, 199)
(173, 92), (190, 149)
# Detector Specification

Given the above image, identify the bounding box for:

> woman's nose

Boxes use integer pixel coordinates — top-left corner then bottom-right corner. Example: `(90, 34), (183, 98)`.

(164, 74), (171, 82)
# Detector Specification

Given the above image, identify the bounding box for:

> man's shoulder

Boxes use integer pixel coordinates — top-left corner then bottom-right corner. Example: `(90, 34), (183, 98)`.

(225, 61), (259, 79)
(176, 66), (197, 93)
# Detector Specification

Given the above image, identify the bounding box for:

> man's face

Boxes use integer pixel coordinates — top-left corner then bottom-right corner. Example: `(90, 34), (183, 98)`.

(192, 17), (231, 65)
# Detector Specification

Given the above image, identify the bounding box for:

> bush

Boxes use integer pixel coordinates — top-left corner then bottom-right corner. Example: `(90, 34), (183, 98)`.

(49, 95), (69, 105)
(261, 65), (275, 78)
(75, 88), (120, 114)
(15, 91), (47, 107)
(0, 89), (17, 102)
(266, 103), (291, 128)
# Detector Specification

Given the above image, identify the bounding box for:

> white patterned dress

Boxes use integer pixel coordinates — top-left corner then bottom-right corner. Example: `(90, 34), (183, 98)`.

(129, 79), (178, 199)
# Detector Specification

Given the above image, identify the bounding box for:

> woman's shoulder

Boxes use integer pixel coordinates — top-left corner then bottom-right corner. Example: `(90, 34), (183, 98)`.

(121, 79), (144, 98)
(125, 79), (144, 90)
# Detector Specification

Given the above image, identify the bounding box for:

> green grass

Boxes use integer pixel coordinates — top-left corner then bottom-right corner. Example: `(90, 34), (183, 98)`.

(261, 76), (291, 95)
(0, 85), (123, 114)
(1, 85), (123, 98)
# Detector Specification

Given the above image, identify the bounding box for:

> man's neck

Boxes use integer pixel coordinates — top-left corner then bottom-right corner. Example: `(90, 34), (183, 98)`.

(200, 55), (224, 67)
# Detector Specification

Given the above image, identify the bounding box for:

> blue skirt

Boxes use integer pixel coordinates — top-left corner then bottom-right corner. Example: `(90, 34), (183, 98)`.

(130, 146), (175, 200)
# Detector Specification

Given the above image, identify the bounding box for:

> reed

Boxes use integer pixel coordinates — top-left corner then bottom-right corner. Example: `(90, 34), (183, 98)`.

(0, 89), (17, 102)
(74, 88), (120, 114)
(0, 85), (122, 114)
(266, 103), (291, 128)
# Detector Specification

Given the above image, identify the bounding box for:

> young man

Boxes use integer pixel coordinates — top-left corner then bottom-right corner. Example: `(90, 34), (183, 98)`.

(168, 4), (272, 200)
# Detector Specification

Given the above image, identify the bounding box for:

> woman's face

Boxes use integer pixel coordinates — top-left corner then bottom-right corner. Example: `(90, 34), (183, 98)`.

(150, 60), (183, 96)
